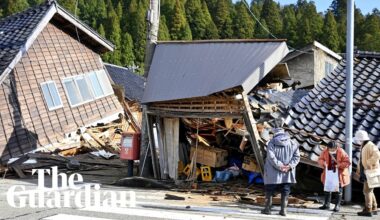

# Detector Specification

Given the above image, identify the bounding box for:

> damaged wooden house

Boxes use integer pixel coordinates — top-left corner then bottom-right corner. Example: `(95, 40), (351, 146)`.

(0, 1), (123, 164)
(285, 51), (380, 178)
(106, 63), (144, 129)
(283, 41), (342, 89)
(142, 39), (291, 181)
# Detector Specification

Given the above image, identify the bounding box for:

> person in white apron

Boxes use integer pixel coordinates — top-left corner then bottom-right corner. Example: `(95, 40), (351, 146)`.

(318, 141), (351, 212)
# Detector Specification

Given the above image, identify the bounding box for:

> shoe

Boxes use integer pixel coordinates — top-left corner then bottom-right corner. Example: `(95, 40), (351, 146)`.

(333, 193), (342, 212)
(319, 192), (331, 210)
(372, 208), (378, 215)
(261, 192), (272, 215)
(357, 207), (373, 217)
(279, 194), (288, 216)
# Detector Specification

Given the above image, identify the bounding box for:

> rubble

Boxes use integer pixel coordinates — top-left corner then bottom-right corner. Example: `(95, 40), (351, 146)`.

(5, 112), (138, 180)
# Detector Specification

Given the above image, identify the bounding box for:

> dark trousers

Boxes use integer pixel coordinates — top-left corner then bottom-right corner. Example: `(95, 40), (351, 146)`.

(265, 183), (292, 196)
(325, 187), (343, 195)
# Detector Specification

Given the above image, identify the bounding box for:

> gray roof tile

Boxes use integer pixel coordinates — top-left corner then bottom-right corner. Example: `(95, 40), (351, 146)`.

(105, 64), (145, 102)
(287, 56), (380, 167)
(0, 2), (51, 77)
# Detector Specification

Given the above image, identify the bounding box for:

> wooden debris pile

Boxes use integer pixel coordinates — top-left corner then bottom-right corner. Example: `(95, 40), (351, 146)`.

(4, 111), (141, 179)
(6, 152), (128, 179)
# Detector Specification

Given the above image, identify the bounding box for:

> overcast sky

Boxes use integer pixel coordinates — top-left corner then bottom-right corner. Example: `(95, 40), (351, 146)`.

(236, 0), (379, 14)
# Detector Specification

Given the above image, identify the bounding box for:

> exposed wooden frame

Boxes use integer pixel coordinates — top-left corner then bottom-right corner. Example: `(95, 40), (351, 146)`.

(146, 93), (265, 178)
(146, 109), (242, 119)
(144, 111), (160, 179)
(242, 94), (265, 174)
(150, 97), (242, 111)
(55, 5), (114, 51)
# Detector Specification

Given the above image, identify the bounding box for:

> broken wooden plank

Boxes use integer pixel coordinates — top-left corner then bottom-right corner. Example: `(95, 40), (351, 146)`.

(145, 112), (160, 179)
(12, 165), (26, 178)
(123, 100), (141, 132)
(242, 94), (265, 174)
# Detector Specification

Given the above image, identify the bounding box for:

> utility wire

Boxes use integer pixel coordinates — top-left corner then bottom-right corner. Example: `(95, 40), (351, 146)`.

(242, 0), (277, 39)
(242, 0), (314, 55)
(74, 0), (84, 54)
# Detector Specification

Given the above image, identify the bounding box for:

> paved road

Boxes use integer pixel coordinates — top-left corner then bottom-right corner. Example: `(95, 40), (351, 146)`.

(0, 177), (375, 220)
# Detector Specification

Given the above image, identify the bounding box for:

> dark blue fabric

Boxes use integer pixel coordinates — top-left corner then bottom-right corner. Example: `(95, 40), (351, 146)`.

(265, 183), (292, 196)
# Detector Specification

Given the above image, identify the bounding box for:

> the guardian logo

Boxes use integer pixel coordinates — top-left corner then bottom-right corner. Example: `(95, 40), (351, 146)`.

(7, 166), (136, 208)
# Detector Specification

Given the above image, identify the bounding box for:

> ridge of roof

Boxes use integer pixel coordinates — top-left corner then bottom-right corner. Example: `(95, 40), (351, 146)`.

(0, 1), (52, 25)
(0, 1), (114, 85)
(104, 63), (141, 75)
(157, 39), (287, 44)
(312, 41), (342, 60)
(105, 63), (145, 102)
(283, 41), (342, 62)
(355, 50), (380, 59)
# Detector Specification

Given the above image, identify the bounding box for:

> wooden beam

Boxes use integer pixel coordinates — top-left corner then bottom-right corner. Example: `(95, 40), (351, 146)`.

(146, 109), (242, 119)
(145, 112), (160, 179)
(122, 100), (140, 132)
(155, 115), (167, 179)
(242, 94), (265, 174)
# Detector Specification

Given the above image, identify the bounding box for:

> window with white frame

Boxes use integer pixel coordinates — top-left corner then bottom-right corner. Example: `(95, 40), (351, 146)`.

(325, 61), (335, 76)
(40, 81), (63, 111)
(62, 70), (114, 107)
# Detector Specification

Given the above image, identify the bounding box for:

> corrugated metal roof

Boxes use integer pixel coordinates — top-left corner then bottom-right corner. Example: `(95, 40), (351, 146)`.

(142, 40), (289, 103)
(105, 63), (145, 102)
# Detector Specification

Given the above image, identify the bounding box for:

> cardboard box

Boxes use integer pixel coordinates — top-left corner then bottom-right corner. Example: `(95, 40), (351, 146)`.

(242, 156), (260, 173)
(190, 145), (228, 168)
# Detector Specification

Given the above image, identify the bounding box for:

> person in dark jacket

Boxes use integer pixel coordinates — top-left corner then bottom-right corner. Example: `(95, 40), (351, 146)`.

(261, 128), (300, 216)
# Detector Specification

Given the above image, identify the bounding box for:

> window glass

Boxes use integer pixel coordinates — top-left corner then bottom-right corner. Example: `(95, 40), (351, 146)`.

(47, 82), (62, 107)
(62, 70), (114, 107)
(87, 72), (104, 98)
(76, 76), (93, 102)
(41, 82), (62, 110)
(41, 83), (54, 108)
(325, 62), (335, 75)
(97, 70), (114, 95)
(63, 79), (82, 106)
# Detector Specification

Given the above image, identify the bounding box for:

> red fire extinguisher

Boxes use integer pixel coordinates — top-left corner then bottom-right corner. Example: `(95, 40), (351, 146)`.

(120, 132), (141, 160)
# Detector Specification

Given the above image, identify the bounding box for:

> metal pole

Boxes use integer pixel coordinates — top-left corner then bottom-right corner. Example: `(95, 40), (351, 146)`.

(344, 0), (354, 203)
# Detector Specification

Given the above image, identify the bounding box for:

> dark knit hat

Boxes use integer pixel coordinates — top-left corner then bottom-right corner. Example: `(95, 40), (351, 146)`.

(327, 141), (337, 149)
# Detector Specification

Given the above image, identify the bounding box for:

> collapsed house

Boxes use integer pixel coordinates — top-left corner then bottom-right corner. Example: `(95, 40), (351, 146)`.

(142, 39), (291, 181)
(283, 41), (342, 89)
(285, 51), (380, 174)
(105, 63), (144, 127)
(0, 1), (123, 164)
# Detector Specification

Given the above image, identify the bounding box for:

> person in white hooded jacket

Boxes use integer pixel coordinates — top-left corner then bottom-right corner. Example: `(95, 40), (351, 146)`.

(355, 130), (380, 217)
